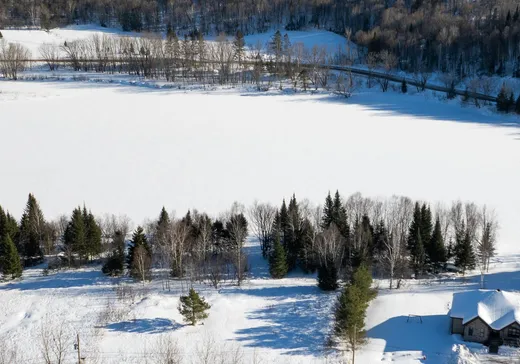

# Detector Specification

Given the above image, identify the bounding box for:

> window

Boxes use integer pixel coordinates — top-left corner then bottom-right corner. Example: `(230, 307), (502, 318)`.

(508, 328), (520, 338)
(468, 327), (474, 336)
(479, 328), (485, 338)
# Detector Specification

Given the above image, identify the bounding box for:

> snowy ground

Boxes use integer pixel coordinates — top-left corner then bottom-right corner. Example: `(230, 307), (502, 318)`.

(0, 25), (350, 59)
(2, 242), (520, 364)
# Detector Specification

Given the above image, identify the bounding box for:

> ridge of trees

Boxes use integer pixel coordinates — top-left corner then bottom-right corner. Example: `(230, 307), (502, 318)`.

(0, 192), (497, 289)
(2, 0), (520, 79)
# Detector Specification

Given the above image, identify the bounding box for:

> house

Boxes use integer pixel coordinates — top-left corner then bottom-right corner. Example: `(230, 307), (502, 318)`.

(450, 290), (520, 347)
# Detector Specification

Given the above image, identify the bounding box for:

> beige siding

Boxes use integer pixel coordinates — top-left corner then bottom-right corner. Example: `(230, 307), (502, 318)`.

(451, 318), (464, 334)
(464, 318), (489, 343)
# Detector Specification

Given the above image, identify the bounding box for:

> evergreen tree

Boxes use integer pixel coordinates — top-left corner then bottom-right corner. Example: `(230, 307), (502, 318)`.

(317, 257), (338, 291)
(454, 228), (475, 275)
(420, 204), (433, 264)
(127, 226), (151, 279)
(497, 85), (510, 112)
(0, 233), (23, 279)
(285, 194), (302, 270)
(428, 218), (447, 271)
(332, 191), (349, 238)
(401, 79), (407, 93)
(64, 207), (86, 263)
(321, 192), (335, 229)
(233, 30), (246, 64)
(269, 232), (288, 278)
(18, 193), (45, 262)
(407, 202), (425, 275)
(334, 265), (375, 358)
(84, 208), (102, 260)
(0, 206), (7, 240)
(515, 95), (520, 115)
(0, 31), (3, 39)
(178, 288), (211, 325)
(508, 92), (515, 112)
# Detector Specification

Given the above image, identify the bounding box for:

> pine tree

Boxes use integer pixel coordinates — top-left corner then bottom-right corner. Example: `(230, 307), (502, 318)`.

(317, 257), (338, 291)
(233, 30), (245, 64)
(428, 218), (447, 271)
(420, 204), (433, 265)
(0, 233), (23, 279)
(321, 192), (335, 229)
(18, 194), (45, 263)
(127, 226), (151, 280)
(497, 85), (510, 112)
(508, 92), (515, 112)
(515, 95), (520, 115)
(334, 265), (375, 359)
(64, 207), (86, 263)
(454, 229), (475, 275)
(178, 288), (211, 325)
(269, 233), (288, 278)
(84, 208), (102, 260)
(401, 79), (407, 93)
(285, 194), (302, 270)
(407, 202), (425, 275)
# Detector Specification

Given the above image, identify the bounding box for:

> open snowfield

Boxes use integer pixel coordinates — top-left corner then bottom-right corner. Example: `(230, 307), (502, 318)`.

(0, 80), (519, 254)
(0, 25), (350, 59)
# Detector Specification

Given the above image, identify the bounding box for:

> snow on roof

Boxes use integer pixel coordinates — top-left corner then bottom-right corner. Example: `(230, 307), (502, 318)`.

(450, 290), (520, 330)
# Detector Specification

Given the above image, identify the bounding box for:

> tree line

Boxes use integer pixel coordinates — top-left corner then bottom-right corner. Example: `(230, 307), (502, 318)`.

(0, 192), (497, 290)
(1, 0), (520, 78)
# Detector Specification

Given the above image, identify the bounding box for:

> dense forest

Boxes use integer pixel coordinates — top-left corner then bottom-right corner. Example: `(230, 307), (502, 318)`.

(1, 0), (520, 76)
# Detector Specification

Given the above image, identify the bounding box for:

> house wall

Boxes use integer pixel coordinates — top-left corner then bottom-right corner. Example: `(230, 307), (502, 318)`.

(451, 318), (464, 334)
(500, 322), (520, 346)
(464, 318), (489, 343)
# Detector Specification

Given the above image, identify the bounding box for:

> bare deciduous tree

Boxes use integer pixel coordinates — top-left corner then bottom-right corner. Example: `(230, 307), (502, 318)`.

(248, 201), (276, 258)
(39, 43), (61, 70)
(0, 40), (31, 79)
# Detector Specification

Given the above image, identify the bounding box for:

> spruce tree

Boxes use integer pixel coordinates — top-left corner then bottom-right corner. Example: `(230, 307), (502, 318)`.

(429, 218), (447, 271)
(64, 207), (86, 263)
(455, 230), (476, 275)
(420, 204), (433, 265)
(515, 95), (520, 115)
(0, 234), (23, 279)
(317, 257), (338, 291)
(84, 208), (102, 260)
(508, 92), (515, 112)
(269, 233), (288, 278)
(497, 85), (509, 112)
(407, 202), (425, 275)
(178, 288), (211, 325)
(127, 226), (151, 279)
(286, 194), (302, 270)
(18, 194), (45, 262)
(321, 192), (335, 229)
(401, 79), (407, 93)
(334, 265), (375, 358)
(233, 30), (246, 64)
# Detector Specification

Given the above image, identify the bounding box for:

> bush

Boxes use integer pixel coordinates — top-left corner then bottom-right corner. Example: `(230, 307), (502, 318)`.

(102, 254), (124, 276)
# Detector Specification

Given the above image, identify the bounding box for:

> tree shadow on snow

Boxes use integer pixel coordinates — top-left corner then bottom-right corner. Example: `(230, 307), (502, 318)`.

(232, 285), (337, 356)
(106, 318), (182, 334)
(367, 314), (454, 362)
(0, 269), (107, 292)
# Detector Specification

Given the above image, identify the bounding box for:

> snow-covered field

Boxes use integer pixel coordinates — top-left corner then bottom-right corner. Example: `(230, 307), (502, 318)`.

(0, 25), (350, 59)
(0, 80), (519, 254)
(1, 26), (520, 364)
